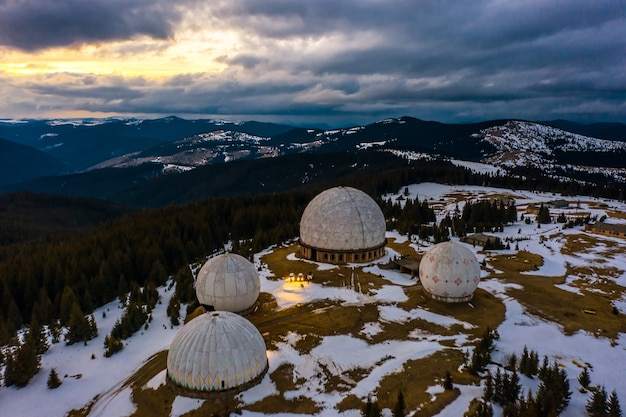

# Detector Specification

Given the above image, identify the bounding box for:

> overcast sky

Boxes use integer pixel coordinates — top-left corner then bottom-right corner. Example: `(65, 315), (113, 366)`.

(1, 0), (624, 126)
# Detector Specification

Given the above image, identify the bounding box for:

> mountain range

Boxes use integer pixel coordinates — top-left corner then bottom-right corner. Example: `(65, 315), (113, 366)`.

(1, 116), (625, 207)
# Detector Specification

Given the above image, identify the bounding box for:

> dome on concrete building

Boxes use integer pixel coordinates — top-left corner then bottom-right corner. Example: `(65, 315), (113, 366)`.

(419, 241), (481, 303)
(167, 311), (268, 396)
(299, 186), (386, 264)
(196, 253), (260, 314)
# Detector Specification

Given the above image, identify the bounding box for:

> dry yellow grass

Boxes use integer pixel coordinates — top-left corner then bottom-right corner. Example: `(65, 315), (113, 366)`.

(386, 238), (424, 257)
(486, 247), (626, 340)
(374, 349), (474, 414)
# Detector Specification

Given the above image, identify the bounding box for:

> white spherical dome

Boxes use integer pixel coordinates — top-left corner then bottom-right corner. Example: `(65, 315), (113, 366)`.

(167, 311), (268, 393)
(300, 186), (386, 251)
(196, 253), (260, 314)
(419, 241), (481, 302)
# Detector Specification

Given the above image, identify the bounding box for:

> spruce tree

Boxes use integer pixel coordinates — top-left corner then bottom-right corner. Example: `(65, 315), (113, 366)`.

(370, 401), (381, 417)
(4, 332), (40, 387)
(519, 346), (529, 376)
(579, 368), (591, 389)
(608, 390), (623, 417)
(104, 335), (124, 357)
(49, 319), (62, 344)
(47, 368), (62, 389)
(393, 390), (405, 417)
(537, 204), (551, 224)
(167, 294), (180, 326)
(65, 303), (97, 345)
(507, 353), (517, 371)
(29, 315), (49, 355)
(59, 286), (78, 326)
(587, 386), (608, 417)
(443, 370), (453, 390)
(362, 397), (372, 417)
(483, 370), (494, 402)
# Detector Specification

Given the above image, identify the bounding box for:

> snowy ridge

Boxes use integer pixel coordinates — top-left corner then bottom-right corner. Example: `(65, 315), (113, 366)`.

(468, 120), (626, 181)
(181, 130), (269, 145)
(476, 121), (626, 155)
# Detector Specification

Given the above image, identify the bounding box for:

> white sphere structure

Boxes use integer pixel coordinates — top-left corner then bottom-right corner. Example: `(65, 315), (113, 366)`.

(299, 186), (386, 264)
(196, 253), (260, 314)
(167, 311), (268, 396)
(419, 241), (481, 303)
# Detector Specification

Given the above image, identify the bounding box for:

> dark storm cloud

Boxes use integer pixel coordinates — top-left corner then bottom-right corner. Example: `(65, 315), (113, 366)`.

(225, 0), (624, 123)
(3, 0), (626, 124)
(0, 0), (181, 51)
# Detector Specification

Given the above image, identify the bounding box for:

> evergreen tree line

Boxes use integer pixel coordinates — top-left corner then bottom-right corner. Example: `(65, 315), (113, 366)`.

(380, 194), (436, 236)
(1, 159), (624, 344)
(0, 192), (308, 343)
(435, 199), (517, 242)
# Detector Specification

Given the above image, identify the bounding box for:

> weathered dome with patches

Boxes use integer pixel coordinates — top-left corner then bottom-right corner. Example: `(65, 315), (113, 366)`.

(419, 241), (481, 303)
(299, 187), (386, 263)
(196, 253), (260, 314)
(167, 311), (268, 396)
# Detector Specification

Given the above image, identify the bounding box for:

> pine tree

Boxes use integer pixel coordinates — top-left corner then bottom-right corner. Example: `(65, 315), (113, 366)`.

(528, 350), (539, 376)
(483, 370), (494, 402)
(49, 319), (62, 344)
(537, 204), (551, 224)
(539, 356), (550, 381)
(167, 294), (180, 326)
(65, 303), (97, 345)
(362, 397), (372, 417)
(443, 370), (453, 390)
(47, 368), (62, 389)
(4, 332), (40, 387)
(519, 346), (529, 376)
(29, 315), (49, 355)
(393, 390), (405, 417)
(507, 353), (517, 371)
(104, 334), (124, 357)
(371, 401), (381, 417)
(608, 390), (623, 417)
(587, 386), (608, 417)
(579, 368), (591, 389)
(494, 367), (504, 404)
(59, 286), (78, 326)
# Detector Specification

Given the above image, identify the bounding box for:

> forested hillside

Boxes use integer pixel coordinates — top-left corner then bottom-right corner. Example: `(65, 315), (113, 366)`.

(0, 157), (624, 343)
(0, 192), (132, 245)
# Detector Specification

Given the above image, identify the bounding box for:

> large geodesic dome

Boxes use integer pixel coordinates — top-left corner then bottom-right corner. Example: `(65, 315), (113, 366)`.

(196, 253), (260, 314)
(299, 186), (386, 264)
(419, 241), (481, 303)
(167, 311), (268, 396)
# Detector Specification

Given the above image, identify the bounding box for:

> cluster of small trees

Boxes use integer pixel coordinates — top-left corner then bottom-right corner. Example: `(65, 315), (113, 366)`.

(586, 385), (623, 417)
(381, 194), (436, 236)
(460, 200), (518, 233)
(467, 328), (498, 375)
(3, 330), (41, 387)
(104, 281), (159, 357)
(468, 344), (623, 417)
(470, 351), (570, 417)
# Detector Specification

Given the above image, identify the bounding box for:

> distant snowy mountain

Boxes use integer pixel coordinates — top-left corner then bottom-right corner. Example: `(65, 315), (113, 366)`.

(2, 116), (626, 200)
(88, 130), (278, 172)
(473, 120), (626, 181)
(0, 117), (296, 172)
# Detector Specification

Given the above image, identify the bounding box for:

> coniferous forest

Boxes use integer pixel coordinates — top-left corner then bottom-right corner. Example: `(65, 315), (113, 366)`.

(0, 153), (624, 346)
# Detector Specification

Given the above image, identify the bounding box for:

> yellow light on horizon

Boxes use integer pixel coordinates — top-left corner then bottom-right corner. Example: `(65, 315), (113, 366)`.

(0, 30), (239, 78)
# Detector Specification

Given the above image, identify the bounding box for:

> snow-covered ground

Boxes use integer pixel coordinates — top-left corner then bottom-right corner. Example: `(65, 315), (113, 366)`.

(1, 182), (625, 417)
